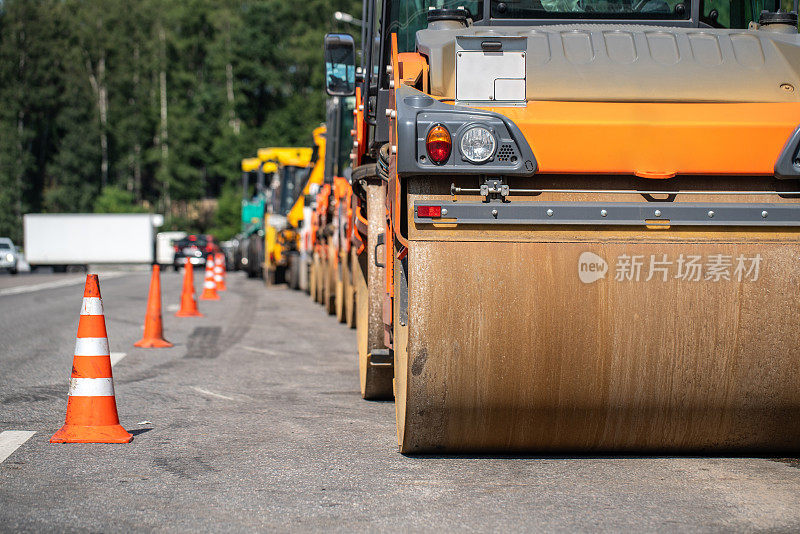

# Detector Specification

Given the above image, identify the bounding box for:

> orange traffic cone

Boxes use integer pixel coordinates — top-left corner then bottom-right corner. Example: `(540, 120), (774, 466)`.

(51, 274), (133, 443)
(214, 253), (227, 291)
(200, 255), (219, 300)
(134, 264), (173, 348)
(175, 261), (203, 317)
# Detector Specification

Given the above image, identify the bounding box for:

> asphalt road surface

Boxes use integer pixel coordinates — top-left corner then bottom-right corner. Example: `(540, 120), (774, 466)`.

(1, 269), (799, 531)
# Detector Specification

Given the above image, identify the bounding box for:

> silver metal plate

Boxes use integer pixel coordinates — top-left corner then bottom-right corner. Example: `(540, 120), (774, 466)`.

(455, 50), (526, 103)
(414, 201), (800, 227)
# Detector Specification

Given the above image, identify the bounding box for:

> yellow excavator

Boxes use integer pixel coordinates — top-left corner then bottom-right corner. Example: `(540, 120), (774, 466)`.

(256, 147), (314, 285)
(285, 126), (327, 291)
(235, 157), (277, 279)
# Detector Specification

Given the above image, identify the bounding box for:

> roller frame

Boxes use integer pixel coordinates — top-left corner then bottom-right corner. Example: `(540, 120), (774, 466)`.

(414, 200), (800, 227)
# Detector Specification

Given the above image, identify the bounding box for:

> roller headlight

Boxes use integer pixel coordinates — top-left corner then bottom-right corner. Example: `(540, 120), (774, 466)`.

(5, 254), (13, 262)
(459, 126), (496, 163)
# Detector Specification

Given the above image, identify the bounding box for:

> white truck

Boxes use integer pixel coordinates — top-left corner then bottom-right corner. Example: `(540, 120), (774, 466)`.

(23, 213), (163, 271)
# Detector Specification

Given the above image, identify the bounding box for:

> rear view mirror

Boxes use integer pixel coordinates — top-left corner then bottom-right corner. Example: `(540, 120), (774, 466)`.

(324, 33), (356, 96)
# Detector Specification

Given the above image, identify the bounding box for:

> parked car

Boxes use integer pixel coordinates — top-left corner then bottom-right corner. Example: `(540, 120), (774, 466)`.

(156, 231), (187, 268)
(0, 237), (19, 274)
(172, 234), (219, 270)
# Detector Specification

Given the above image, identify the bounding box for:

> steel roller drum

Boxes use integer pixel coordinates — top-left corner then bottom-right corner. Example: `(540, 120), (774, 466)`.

(394, 177), (800, 453)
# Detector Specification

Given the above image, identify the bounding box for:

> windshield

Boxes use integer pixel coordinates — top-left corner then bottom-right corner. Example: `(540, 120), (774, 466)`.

(0, 243), (10, 250)
(490, 0), (778, 26)
(491, 0), (690, 20)
(389, 0), (484, 53)
(278, 166), (308, 215)
(178, 238), (207, 248)
(338, 97), (355, 177)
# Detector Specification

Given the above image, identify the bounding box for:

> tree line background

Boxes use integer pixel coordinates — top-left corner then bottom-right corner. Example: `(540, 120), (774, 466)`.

(0, 0), (360, 244)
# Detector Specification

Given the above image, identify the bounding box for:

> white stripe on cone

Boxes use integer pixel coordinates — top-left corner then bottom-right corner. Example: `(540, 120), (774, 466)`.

(79, 297), (104, 316)
(68, 377), (115, 397)
(74, 337), (110, 356)
(204, 281), (215, 288)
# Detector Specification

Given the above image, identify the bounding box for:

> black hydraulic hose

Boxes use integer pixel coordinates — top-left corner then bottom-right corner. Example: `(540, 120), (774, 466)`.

(377, 143), (390, 182)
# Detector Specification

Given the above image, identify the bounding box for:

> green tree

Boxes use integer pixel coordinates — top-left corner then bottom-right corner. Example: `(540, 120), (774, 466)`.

(94, 185), (148, 213)
(207, 185), (242, 240)
(0, 0), (362, 242)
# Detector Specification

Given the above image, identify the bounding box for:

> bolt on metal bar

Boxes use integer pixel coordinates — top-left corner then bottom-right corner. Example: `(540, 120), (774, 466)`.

(450, 184), (800, 196)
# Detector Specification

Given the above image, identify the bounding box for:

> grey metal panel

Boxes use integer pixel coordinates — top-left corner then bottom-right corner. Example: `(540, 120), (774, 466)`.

(416, 25), (800, 102)
(775, 125), (800, 179)
(395, 84), (537, 176)
(413, 200), (800, 226)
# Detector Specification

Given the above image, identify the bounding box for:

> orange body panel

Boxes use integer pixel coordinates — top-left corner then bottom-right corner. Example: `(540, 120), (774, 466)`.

(354, 87), (366, 165)
(487, 102), (800, 176)
(332, 176), (351, 265)
(314, 184), (331, 254)
(397, 52), (428, 93)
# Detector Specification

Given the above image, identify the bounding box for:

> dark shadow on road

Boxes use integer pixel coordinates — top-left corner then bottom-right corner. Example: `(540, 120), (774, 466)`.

(405, 451), (800, 463)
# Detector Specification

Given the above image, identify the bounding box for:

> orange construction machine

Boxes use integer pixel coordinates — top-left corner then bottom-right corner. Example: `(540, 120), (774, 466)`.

(325, 2), (800, 452)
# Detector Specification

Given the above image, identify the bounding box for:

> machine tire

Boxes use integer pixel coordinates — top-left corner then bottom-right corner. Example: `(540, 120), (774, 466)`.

(309, 255), (319, 302)
(356, 178), (393, 400)
(286, 252), (300, 290)
(324, 254), (336, 315)
(345, 249), (357, 328)
(393, 254), (412, 450)
(335, 254), (346, 323)
(265, 267), (276, 286)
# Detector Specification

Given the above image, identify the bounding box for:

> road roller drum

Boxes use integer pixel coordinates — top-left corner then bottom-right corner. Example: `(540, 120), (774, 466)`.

(393, 176), (800, 453)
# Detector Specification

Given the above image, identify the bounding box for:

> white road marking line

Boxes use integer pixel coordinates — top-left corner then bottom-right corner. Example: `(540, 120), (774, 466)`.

(166, 304), (179, 312)
(110, 352), (126, 366)
(0, 272), (126, 297)
(191, 386), (235, 401)
(241, 345), (280, 357)
(0, 431), (36, 464)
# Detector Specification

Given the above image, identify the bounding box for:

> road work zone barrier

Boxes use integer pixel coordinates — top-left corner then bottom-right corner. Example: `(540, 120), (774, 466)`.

(214, 253), (227, 291)
(200, 255), (219, 301)
(134, 264), (172, 348)
(51, 274), (132, 444)
(176, 261), (203, 317)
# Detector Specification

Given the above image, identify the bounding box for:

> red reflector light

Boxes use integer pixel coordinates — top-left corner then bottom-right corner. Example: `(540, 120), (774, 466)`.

(417, 205), (442, 218)
(426, 124), (451, 165)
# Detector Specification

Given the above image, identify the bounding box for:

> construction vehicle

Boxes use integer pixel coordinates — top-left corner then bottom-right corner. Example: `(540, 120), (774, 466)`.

(327, 96), (358, 325)
(323, 36), (395, 399)
(327, 1), (800, 452)
(310, 182), (332, 304)
(257, 147), (314, 285)
(309, 97), (359, 318)
(235, 156), (276, 278)
(286, 127), (328, 291)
